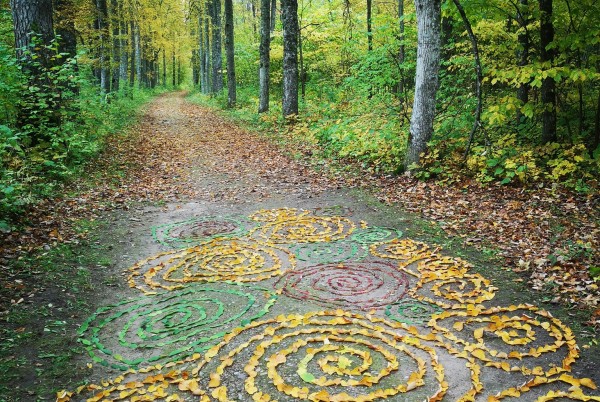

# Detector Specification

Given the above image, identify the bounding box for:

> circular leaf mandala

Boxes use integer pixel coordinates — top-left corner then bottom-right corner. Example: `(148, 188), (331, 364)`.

(128, 238), (295, 293)
(385, 299), (444, 326)
(77, 282), (277, 370)
(152, 215), (254, 248)
(430, 305), (579, 376)
(275, 261), (409, 310)
(350, 226), (403, 245)
(411, 271), (498, 307)
(255, 215), (356, 243)
(289, 240), (368, 264)
(193, 311), (461, 401)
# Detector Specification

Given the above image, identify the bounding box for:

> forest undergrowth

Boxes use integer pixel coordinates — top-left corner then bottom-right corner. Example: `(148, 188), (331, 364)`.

(189, 90), (600, 328)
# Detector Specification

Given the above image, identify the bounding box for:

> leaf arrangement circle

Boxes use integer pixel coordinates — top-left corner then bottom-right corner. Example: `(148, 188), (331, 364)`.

(275, 261), (409, 310)
(385, 299), (444, 326)
(255, 215), (356, 243)
(152, 215), (254, 248)
(350, 226), (403, 245)
(196, 311), (453, 402)
(77, 283), (276, 370)
(411, 271), (498, 307)
(289, 240), (368, 264)
(128, 238), (295, 293)
(430, 305), (579, 376)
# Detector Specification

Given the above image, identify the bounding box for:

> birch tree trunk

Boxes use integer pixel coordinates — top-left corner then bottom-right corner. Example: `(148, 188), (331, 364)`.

(404, 0), (441, 171)
(281, 0), (299, 117)
(258, 0), (270, 112)
(224, 0), (236, 107)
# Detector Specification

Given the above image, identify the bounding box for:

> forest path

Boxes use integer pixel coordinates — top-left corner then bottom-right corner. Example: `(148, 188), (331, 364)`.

(56, 92), (600, 401)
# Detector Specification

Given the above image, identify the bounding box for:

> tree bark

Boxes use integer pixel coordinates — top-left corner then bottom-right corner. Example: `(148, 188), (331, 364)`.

(129, 19), (135, 87)
(110, 0), (120, 92)
(135, 23), (141, 88)
(96, 0), (110, 96)
(199, 12), (206, 92)
(404, 0), (441, 171)
(224, 0), (236, 107)
(281, 0), (299, 117)
(270, 0), (276, 31)
(211, 0), (224, 93)
(10, 0), (58, 131)
(204, 12), (211, 92)
(119, 2), (128, 85)
(397, 0), (405, 97)
(540, 0), (556, 143)
(54, 0), (77, 60)
(258, 0), (270, 112)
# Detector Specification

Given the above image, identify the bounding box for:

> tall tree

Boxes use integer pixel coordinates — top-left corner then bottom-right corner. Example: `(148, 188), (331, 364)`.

(270, 0), (276, 31)
(96, 0), (110, 96)
(540, 0), (556, 143)
(397, 0), (405, 98)
(224, 0), (236, 106)
(211, 0), (224, 92)
(404, 0), (441, 170)
(110, 0), (120, 91)
(10, 0), (58, 131)
(258, 0), (270, 112)
(281, 0), (299, 116)
(54, 0), (77, 60)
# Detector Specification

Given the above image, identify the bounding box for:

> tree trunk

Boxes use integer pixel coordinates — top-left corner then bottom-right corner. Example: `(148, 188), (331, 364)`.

(397, 0), (405, 97)
(366, 0), (372, 51)
(110, 0), (120, 92)
(404, 0), (441, 171)
(270, 0), (276, 31)
(129, 20), (135, 87)
(96, 0), (110, 96)
(299, 29), (305, 98)
(119, 2), (128, 85)
(540, 0), (556, 143)
(281, 0), (299, 117)
(516, 0), (529, 124)
(172, 50), (176, 87)
(10, 0), (58, 132)
(54, 0), (77, 60)
(135, 24), (141, 88)
(204, 12), (211, 91)
(54, 0), (79, 96)
(211, 0), (224, 92)
(258, 0), (270, 112)
(199, 12), (206, 92)
(224, 0), (236, 106)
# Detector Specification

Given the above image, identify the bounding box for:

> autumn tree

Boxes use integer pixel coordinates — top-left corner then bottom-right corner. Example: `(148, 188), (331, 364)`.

(10, 0), (62, 132)
(258, 0), (270, 112)
(281, 0), (299, 116)
(404, 0), (441, 170)
(224, 0), (236, 106)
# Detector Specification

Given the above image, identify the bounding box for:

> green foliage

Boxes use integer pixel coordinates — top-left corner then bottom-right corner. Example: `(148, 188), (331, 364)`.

(0, 45), (155, 218)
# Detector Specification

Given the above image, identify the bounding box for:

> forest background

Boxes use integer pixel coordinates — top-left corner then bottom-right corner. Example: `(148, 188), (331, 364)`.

(0, 0), (599, 304)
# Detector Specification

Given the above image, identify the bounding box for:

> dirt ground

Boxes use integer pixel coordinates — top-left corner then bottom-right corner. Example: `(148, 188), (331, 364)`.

(3, 93), (600, 402)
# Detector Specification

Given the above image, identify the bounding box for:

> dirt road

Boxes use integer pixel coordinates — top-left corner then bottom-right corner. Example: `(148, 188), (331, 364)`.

(25, 92), (600, 401)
